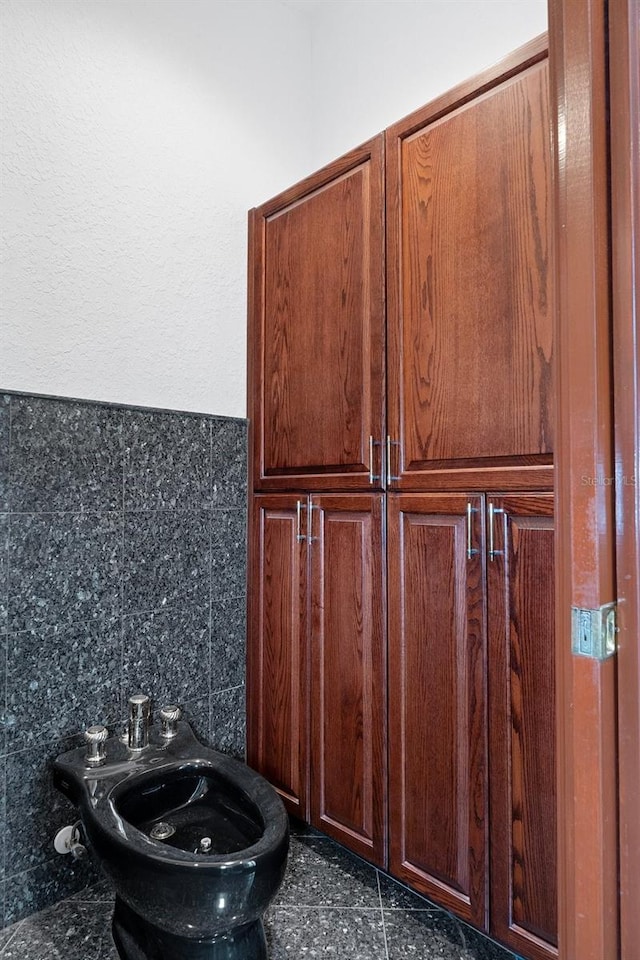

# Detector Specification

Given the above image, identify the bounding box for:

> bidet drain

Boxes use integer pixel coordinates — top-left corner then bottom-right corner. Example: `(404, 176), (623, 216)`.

(150, 821), (175, 841)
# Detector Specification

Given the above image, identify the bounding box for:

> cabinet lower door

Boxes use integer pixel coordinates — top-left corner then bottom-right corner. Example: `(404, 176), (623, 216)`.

(247, 495), (308, 819)
(309, 494), (387, 866)
(387, 494), (487, 926)
(487, 494), (557, 960)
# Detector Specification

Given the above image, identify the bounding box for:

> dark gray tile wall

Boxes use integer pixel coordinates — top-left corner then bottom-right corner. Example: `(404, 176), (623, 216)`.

(0, 393), (248, 929)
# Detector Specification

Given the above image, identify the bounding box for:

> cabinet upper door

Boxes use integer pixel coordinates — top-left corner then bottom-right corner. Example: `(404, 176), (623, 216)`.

(386, 44), (553, 491)
(249, 136), (385, 492)
(387, 493), (487, 927)
(487, 493), (557, 960)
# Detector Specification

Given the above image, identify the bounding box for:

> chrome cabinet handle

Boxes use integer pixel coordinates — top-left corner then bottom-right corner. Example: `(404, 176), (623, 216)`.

(488, 502), (505, 561)
(296, 500), (306, 542)
(386, 436), (400, 483)
(308, 502), (318, 542)
(466, 502), (478, 560)
(368, 436), (381, 485)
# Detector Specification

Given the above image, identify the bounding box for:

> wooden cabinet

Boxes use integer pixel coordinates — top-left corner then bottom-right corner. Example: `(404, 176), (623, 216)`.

(387, 494), (488, 928)
(247, 493), (387, 866)
(248, 136), (386, 492)
(246, 33), (555, 960)
(386, 53), (553, 492)
(387, 492), (556, 957)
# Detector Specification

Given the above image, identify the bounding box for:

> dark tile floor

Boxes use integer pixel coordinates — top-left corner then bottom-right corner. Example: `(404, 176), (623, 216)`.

(0, 826), (521, 960)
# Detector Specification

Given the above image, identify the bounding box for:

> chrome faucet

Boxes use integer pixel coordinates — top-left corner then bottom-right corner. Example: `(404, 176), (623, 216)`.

(128, 693), (151, 750)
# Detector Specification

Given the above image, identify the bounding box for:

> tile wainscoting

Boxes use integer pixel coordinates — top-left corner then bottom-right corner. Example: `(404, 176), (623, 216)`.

(0, 392), (247, 928)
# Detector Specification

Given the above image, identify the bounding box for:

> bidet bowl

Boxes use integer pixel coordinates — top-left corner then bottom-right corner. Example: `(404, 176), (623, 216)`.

(53, 722), (289, 955)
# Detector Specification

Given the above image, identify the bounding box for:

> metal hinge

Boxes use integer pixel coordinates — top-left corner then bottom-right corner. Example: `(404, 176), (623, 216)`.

(571, 603), (617, 661)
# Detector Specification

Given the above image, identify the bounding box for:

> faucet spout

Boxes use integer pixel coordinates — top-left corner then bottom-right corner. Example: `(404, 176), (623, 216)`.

(128, 693), (151, 750)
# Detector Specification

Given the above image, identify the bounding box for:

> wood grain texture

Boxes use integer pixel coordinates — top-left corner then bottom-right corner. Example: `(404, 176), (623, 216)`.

(309, 494), (387, 866)
(249, 136), (385, 491)
(488, 494), (557, 960)
(610, 0), (640, 954)
(387, 44), (552, 492)
(549, 1), (619, 957)
(387, 493), (487, 927)
(247, 495), (308, 818)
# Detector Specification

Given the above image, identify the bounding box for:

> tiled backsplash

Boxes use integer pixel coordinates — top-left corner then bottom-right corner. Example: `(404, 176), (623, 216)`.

(0, 393), (248, 928)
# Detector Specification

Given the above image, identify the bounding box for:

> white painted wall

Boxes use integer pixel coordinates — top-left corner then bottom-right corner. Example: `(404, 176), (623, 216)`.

(1, 0), (548, 417)
(308, 0), (548, 169)
(0, 0), (314, 417)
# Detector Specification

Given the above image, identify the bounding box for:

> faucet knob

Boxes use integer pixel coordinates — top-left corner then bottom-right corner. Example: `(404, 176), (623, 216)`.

(128, 693), (151, 750)
(84, 725), (108, 766)
(159, 704), (182, 740)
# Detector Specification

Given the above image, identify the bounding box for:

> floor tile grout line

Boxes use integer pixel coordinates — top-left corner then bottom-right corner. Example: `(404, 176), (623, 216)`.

(377, 870), (391, 960)
(274, 904), (389, 911)
(0, 917), (24, 954)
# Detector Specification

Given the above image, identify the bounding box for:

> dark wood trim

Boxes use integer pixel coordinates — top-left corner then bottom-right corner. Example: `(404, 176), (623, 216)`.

(609, 0), (640, 954)
(247, 206), (265, 497)
(253, 473), (383, 494)
(390, 464), (554, 494)
(548, 1), (619, 957)
(385, 33), (548, 143)
(254, 136), (383, 219)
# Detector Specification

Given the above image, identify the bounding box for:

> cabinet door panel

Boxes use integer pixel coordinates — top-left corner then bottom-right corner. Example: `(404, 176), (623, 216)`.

(488, 494), (557, 960)
(250, 137), (385, 491)
(310, 494), (387, 866)
(387, 58), (552, 491)
(388, 494), (487, 926)
(247, 495), (308, 818)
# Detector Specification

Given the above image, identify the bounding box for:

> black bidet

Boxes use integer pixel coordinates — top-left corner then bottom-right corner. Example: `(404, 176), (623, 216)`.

(53, 720), (289, 960)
